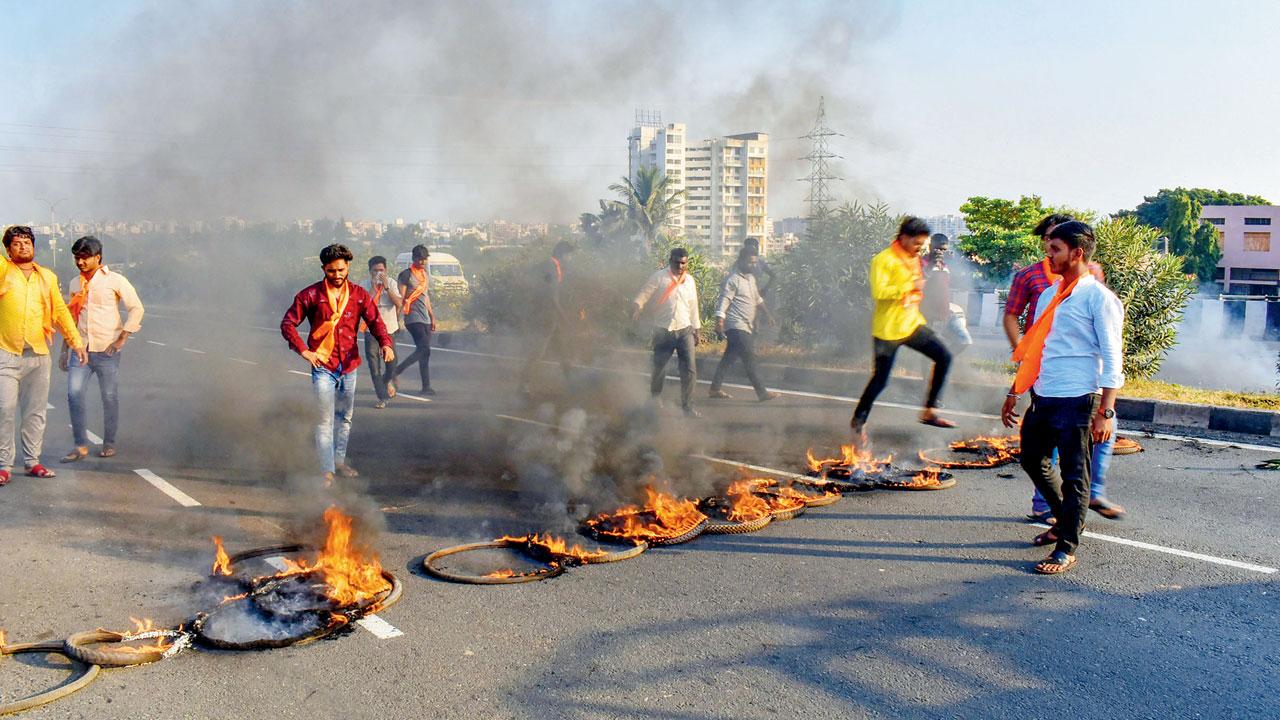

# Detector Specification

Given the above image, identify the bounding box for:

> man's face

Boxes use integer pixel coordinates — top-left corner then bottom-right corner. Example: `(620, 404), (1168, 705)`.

(75, 253), (102, 274)
(413, 255), (428, 268)
(323, 258), (349, 287)
(1045, 238), (1081, 275)
(670, 255), (689, 274)
(369, 262), (386, 280)
(1040, 225), (1058, 257)
(5, 234), (35, 263)
(899, 233), (928, 255)
(740, 254), (758, 274)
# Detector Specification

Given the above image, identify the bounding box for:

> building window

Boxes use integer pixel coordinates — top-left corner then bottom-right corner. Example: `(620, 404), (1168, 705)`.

(1231, 268), (1279, 282)
(1245, 217), (1272, 226)
(1204, 217), (1225, 226)
(1244, 232), (1271, 252)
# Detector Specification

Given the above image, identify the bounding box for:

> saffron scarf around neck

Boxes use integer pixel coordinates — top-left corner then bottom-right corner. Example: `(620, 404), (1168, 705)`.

(310, 281), (351, 363)
(403, 265), (428, 315)
(656, 270), (686, 306)
(1011, 274), (1082, 394)
(69, 268), (100, 323)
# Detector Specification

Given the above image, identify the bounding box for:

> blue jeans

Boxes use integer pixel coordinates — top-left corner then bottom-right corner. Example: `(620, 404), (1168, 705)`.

(68, 351), (120, 447)
(1031, 433), (1114, 514)
(313, 365), (357, 475)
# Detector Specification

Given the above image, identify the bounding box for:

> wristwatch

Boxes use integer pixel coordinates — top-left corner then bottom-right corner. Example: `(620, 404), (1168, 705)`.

(1098, 408), (1116, 419)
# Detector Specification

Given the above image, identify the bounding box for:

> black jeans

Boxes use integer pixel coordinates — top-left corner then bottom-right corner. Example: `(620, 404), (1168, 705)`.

(1019, 392), (1099, 556)
(520, 320), (573, 390)
(710, 329), (768, 399)
(391, 322), (431, 391)
(651, 327), (696, 410)
(363, 332), (391, 401)
(853, 325), (951, 425)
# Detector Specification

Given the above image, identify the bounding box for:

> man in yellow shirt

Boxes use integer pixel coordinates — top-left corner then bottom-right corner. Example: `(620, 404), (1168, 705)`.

(0, 226), (87, 485)
(851, 217), (954, 445)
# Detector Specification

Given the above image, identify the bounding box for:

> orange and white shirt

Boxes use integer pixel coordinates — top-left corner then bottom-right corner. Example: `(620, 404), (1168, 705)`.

(67, 265), (144, 353)
(634, 268), (700, 332)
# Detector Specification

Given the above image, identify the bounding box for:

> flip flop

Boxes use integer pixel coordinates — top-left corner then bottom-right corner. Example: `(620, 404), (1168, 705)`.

(98, 445), (117, 458)
(61, 448), (89, 463)
(1032, 529), (1059, 547)
(1089, 499), (1126, 520)
(1025, 511), (1057, 525)
(26, 464), (56, 478)
(1035, 551), (1077, 575)
(0, 469), (9, 486)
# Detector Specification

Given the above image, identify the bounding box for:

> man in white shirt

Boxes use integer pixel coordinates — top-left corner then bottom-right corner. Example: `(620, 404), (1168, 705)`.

(632, 248), (701, 417)
(709, 246), (779, 402)
(363, 255), (402, 409)
(1001, 221), (1124, 576)
(59, 236), (144, 461)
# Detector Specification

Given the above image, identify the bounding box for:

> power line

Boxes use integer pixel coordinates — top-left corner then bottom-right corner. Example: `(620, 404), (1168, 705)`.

(798, 96), (841, 222)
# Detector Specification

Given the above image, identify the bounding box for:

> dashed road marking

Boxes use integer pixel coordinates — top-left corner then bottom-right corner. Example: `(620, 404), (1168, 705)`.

(229, 357), (259, 365)
(288, 370), (310, 377)
(133, 468), (201, 507)
(68, 424), (104, 445)
(263, 556), (403, 638)
(146, 340), (166, 346)
(182, 347), (207, 354)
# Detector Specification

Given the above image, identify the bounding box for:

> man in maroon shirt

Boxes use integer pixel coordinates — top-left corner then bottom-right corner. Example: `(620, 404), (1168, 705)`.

(281, 244), (395, 485)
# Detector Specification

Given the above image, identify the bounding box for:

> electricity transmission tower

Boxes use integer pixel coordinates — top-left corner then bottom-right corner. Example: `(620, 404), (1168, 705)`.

(798, 96), (841, 228)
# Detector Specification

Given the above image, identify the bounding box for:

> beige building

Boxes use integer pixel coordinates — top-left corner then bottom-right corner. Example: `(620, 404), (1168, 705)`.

(629, 120), (768, 264)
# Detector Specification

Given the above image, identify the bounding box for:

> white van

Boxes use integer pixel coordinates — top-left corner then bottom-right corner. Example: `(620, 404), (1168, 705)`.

(394, 251), (469, 293)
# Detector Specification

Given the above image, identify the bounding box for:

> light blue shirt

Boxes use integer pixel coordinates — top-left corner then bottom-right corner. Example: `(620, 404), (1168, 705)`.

(1030, 275), (1125, 397)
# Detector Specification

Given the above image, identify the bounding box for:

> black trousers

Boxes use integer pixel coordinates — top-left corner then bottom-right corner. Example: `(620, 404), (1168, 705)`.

(651, 327), (696, 410)
(520, 320), (573, 389)
(391, 322), (431, 390)
(710, 329), (768, 399)
(853, 325), (951, 425)
(1020, 392), (1099, 556)
(363, 332), (391, 401)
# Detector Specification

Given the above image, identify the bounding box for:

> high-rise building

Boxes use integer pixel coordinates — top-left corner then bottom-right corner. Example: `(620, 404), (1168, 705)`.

(925, 214), (968, 242)
(629, 117), (768, 264)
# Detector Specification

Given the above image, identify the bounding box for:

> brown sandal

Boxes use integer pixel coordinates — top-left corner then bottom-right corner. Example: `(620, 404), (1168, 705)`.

(1035, 551), (1077, 575)
(61, 447), (90, 463)
(98, 445), (117, 458)
(1032, 529), (1059, 547)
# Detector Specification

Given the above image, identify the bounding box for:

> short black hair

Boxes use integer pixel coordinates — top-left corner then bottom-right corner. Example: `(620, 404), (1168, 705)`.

(897, 216), (931, 238)
(71, 235), (103, 258)
(738, 245), (759, 262)
(930, 233), (949, 247)
(743, 237), (761, 252)
(552, 240), (576, 258)
(411, 244), (430, 262)
(2, 225), (34, 248)
(320, 243), (354, 265)
(1033, 213), (1075, 238)
(1046, 220), (1096, 260)
(668, 247), (689, 263)
(368, 255), (387, 270)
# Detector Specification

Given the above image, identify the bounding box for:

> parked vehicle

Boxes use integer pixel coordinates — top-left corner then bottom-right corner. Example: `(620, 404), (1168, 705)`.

(395, 251), (469, 293)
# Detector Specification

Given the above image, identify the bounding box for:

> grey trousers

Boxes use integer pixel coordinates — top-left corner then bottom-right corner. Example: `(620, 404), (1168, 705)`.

(0, 349), (52, 470)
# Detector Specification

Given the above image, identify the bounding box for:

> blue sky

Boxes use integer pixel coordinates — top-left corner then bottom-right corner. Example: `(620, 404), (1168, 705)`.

(1, 0), (1277, 223)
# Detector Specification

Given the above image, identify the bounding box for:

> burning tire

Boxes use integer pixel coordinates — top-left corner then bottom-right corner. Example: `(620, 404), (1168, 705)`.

(807, 470), (877, 493)
(755, 492), (807, 522)
(0, 639), (101, 716)
(876, 469), (957, 491)
(424, 540), (568, 585)
(63, 628), (188, 667)
(504, 533), (650, 565)
(1113, 437), (1143, 455)
(749, 479), (843, 508)
(702, 514), (773, 535)
(918, 436), (1020, 469)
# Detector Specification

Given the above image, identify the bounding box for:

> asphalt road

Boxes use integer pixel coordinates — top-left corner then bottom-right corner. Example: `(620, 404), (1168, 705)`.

(2, 312), (1278, 719)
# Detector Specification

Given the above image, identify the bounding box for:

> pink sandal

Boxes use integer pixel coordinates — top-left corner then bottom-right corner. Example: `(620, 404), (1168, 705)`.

(26, 464), (56, 478)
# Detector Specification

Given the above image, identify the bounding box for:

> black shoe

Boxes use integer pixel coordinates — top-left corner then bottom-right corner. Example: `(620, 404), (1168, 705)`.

(420, 387), (437, 396)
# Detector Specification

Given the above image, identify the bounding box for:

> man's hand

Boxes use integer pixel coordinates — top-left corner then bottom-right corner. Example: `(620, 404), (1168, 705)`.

(300, 350), (323, 369)
(914, 276), (926, 292)
(631, 304), (642, 323)
(1001, 395), (1021, 428)
(693, 330), (701, 347)
(104, 334), (129, 357)
(382, 345), (396, 363)
(715, 318), (726, 335)
(428, 315), (437, 332)
(73, 346), (88, 366)
(1091, 413), (1114, 444)
(58, 346), (69, 372)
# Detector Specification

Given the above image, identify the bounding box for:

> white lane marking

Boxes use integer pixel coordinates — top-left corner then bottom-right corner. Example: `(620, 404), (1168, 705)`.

(288, 370), (310, 377)
(68, 424), (104, 445)
(250, 325), (277, 332)
(1029, 523), (1276, 574)
(46, 402), (54, 410)
(230, 357), (259, 365)
(146, 340), (166, 346)
(263, 556), (404, 638)
(182, 347), (207, 354)
(396, 393), (431, 403)
(438, 346), (1280, 452)
(133, 468), (201, 507)
(496, 412), (1277, 575)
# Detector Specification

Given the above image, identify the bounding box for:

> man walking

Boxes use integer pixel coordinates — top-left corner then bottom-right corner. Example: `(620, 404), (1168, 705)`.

(922, 234), (972, 352)
(520, 240), (577, 396)
(0, 225), (86, 484)
(281, 244), (395, 485)
(362, 255), (402, 409)
(388, 244), (435, 396)
(632, 248), (701, 418)
(1001, 221), (1124, 575)
(1005, 214), (1123, 522)
(709, 246), (779, 402)
(851, 217), (954, 445)
(59, 236), (144, 462)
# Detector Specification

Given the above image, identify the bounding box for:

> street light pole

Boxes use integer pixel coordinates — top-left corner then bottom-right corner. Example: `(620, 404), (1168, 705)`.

(35, 196), (68, 268)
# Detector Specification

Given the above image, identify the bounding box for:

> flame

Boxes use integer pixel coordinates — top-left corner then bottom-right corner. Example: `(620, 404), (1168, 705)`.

(498, 533), (610, 563)
(756, 490), (806, 513)
(485, 569), (518, 579)
(95, 617), (175, 656)
(722, 479), (771, 522)
(919, 435), (1019, 469)
(586, 485), (706, 543)
(913, 467), (944, 484)
(211, 536), (234, 576)
(806, 444), (893, 474)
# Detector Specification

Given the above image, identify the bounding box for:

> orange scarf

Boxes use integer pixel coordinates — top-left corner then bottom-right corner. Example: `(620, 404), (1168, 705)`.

(1011, 275), (1082, 394)
(68, 268), (98, 323)
(890, 241), (923, 309)
(551, 257), (563, 283)
(657, 271), (685, 306)
(309, 281), (350, 363)
(402, 265), (428, 316)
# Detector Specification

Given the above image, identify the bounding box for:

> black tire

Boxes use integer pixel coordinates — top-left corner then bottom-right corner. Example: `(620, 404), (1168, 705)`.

(702, 514), (773, 535)
(424, 540), (566, 585)
(0, 641), (100, 716)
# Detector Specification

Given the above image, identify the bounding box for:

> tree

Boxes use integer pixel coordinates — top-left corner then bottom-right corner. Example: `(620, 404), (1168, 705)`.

(608, 166), (686, 251)
(956, 196), (1095, 283)
(579, 199), (628, 247)
(1092, 217), (1196, 379)
(772, 201), (898, 352)
(1121, 187), (1270, 283)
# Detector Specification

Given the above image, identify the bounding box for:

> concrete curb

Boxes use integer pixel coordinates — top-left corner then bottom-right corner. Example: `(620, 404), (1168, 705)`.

(440, 331), (1280, 440)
